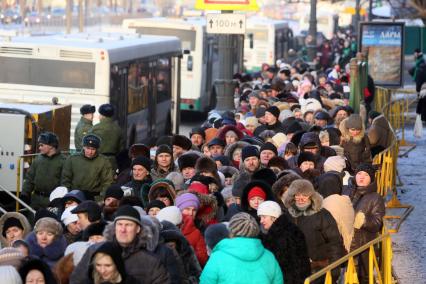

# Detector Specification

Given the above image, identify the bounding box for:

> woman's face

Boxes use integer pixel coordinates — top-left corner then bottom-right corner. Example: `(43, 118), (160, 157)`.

(36, 231), (55, 248)
(249, 196), (264, 210)
(356, 171), (371, 187)
(260, 215), (276, 231)
(157, 196), (171, 207)
(232, 148), (242, 162)
(225, 134), (238, 145)
(245, 124), (256, 133)
(26, 269), (45, 284)
(95, 254), (117, 281)
(148, 207), (161, 217)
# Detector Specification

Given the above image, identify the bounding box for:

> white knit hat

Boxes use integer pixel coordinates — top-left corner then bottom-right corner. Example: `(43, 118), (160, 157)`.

(49, 186), (68, 202)
(324, 156), (346, 173)
(61, 205), (78, 226)
(156, 206), (182, 226)
(257, 201), (282, 218)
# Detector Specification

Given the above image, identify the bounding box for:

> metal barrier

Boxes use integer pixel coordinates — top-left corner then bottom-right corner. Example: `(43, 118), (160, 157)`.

(304, 230), (393, 284)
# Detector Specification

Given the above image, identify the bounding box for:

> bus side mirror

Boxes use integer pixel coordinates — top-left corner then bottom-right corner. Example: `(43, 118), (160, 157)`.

(248, 33), (254, 49)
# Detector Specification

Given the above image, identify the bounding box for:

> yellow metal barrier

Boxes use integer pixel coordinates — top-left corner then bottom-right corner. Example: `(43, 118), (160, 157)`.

(304, 231), (393, 284)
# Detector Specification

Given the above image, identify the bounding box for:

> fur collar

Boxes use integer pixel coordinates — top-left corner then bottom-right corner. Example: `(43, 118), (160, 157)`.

(0, 212), (32, 247)
(339, 117), (366, 143)
(26, 232), (67, 262)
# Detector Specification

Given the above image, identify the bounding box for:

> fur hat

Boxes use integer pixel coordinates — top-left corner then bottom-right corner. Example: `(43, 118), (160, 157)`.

(252, 168), (277, 187)
(156, 206), (182, 226)
(232, 172), (250, 198)
(283, 179), (323, 212)
(156, 144), (173, 156)
(104, 184), (124, 201)
(271, 133), (288, 148)
(245, 116), (259, 128)
(38, 132), (59, 148)
(131, 156), (152, 171)
(257, 201), (282, 218)
(145, 200), (166, 213)
(190, 127), (206, 139)
(148, 179), (176, 203)
(204, 223), (229, 250)
(345, 114), (363, 130)
(195, 157), (218, 174)
(80, 104), (95, 115)
(267, 156), (289, 171)
(228, 212), (260, 238)
(221, 185), (233, 200)
(165, 172), (185, 192)
(178, 153), (199, 171)
(2, 217), (24, 237)
(98, 103), (114, 117)
(34, 217), (63, 237)
(279, 109), (294, 122)
(324, 156), (346, 173)
(241, 145), (259, 161)
(297, 152), (316, 167)
(172, 135), (192, 150)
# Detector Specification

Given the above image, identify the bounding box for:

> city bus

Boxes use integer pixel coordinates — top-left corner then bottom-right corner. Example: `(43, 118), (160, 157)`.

(244, 17), (295, 72)
(123, 17), (242, 112)
(0, 32), (182, 149)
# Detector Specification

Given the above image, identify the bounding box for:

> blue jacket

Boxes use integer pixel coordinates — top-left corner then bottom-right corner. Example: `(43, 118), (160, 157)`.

(200, 237), (283, 284)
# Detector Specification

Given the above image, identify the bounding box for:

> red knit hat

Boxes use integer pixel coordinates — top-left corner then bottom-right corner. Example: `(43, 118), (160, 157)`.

(247, 186), (266, 201)
(188, 182), (209, 195)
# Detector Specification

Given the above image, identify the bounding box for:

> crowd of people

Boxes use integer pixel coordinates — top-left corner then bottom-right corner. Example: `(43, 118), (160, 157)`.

(0, 52), (396, 284)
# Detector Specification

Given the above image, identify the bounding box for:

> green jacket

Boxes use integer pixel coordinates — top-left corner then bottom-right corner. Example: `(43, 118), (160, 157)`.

(61, 152), (113, 196)
(89, 117), (124, 155)
(200, 237), (283, 284)
(22, 152), (66, 196)
(74, 117), (93, 151)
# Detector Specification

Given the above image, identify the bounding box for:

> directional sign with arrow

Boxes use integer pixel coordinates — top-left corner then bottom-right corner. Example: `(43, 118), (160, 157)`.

(206, 14), (246, 35)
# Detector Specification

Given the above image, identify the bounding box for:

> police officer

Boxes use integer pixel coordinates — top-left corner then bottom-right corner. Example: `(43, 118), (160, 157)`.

(62, 134), (114, 201)
(89, 103), (123, 171)
(75, 104), (96, 151)
(22, 132), (66, 210)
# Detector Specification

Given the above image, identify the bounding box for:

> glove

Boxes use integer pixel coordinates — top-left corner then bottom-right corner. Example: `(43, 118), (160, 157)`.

(354, 212), (366, 229)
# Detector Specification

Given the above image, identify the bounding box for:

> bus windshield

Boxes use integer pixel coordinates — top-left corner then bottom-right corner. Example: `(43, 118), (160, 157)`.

(0, 57), (95, 89)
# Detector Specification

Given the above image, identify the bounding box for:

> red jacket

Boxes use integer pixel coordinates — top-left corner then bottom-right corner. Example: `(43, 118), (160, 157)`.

(181, 214), (208, 267)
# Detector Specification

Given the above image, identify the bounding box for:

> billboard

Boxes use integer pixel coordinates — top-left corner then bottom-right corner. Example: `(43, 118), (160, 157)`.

(359, 22), (404, 87)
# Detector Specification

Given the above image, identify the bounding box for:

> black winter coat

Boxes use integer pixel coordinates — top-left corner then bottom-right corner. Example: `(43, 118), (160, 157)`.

(262, 214), (311, 284)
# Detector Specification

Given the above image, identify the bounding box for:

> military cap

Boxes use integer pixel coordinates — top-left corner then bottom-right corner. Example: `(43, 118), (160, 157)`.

(99, 104), (114, 117)
(80, 104), (96, 115)
(82, 134), (101, 149)
(38, 132), (59, 148)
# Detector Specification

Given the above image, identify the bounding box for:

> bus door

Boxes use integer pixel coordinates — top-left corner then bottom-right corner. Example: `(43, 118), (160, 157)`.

(110, 65), (128, 143)
(147, 60), (157, 139)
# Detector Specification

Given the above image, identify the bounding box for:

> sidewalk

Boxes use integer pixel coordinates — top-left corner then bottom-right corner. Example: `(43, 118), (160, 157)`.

(391, 126), (426, 283)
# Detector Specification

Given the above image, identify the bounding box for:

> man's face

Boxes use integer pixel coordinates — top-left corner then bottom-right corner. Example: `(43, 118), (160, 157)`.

(38, 143), (54, 155)
(249, 96), (259, 107)
(77, 213), (91, 230)
(209, 145), (224, 157)
(5, 226), (24, 245)
(336, 110), (348, 120)
(315, 119), (327, 128)
(244, 156), (260, 173)
(304, 113), (314, 124)
(67, 221), (81, 235)
(191, 134), (204, 147)
(83, 146), (97, 159)
(115, 220), (141, 247)
(181, 167), (196, 180)
(303, 147), (319, 155)
(300, 161), (315, 172)
(132, 165), (148, 181)
(157, 153), (172, 168)
(260, 150), (275, 165)
(264, 112), (277, 125)
(104, 197), (119, 207)
(173, 145), (184, 159)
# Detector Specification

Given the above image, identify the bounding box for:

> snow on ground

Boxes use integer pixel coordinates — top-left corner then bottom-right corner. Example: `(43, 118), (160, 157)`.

(391, 126), (426, 283)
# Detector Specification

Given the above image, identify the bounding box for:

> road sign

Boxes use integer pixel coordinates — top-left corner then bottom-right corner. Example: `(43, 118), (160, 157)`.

(195, 0), (259, 11)
(206, 14), (246, 34)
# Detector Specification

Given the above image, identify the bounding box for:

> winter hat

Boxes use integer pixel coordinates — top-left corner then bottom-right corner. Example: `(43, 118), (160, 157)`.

(165, 172), (185, 192)
(245, 116), (259, 128)
(228, 212), (260, 238)
(82, 222), (107, 241)
(265, 106), (280, 119)
(71, 201), (102, 222)
(297, 151), (316, 167)
(221, 186), (233, 200)
(315, 111), (330, 121)
(279, 109), (294, 122)
(61, 206), (78, 226)
(368, 110), (381, 120)
(267, 156), (289, 170)
(128, 143), (150, 159)
(241, 145), (259, 161)
(2, 218), (24, 237)
(232, 172), (250, 198)
(204, 223), (229, 250)
(247, 186), (267, 201)
(175, 193), (200, 211)
(80, 104), (96, 115)
(355, 163), (376, 182)
(0, 248), (25, 268)
(34, 217), (63, 237)
(156, 206), (182, 226)
(156, 144), (173, 156)
(255, 107), (266, 118)
(49, 186), (68, 202)
(104, 184), (124, 201)
(204, 128), (219, 143)
(188, 182), (209, 195)
(345, 114), (363, 130)
(172, 135), (192, 150)
(98, 103), (114, 117)
(324, 156), (346, 173)
(207, 137), (226, 148)
(131, 156), (152, 171)
(114, 205), (142, 226)
(63, 189), (86, 204)
(252, 168), (277, 187)
(65, 241), (91, 266)
(0, 265), (22, 284)
(33, 209), (58, 224)
(145, 201), (165, 215)
(260, 142), (278, 156)
(271, 133), (288, 148)
(257, 201), (282, 218)
(213, 155), (231, 166)
(82, 134), (101, 149)
(190, 127), (206, 139)
(37, 132), (59, 148)
(195, 156), (218, 174)
(219, 166), (239, 179)
(178, 153), (199, 171)
(287, 179), (316, 198)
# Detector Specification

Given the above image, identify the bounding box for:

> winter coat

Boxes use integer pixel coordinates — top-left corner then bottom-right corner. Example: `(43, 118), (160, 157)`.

(22, 152), (66, 197)
(89, 117), (124, 156)
(339, 120), (372, 170)
(240, 180), (275, 223)
(349, 181), (385, 251)
(367, 115), (393, 150)
(262, 214), (311, 284)
(148, 179), (177, 205)
(26, 232), (67, 268)
(283, 184), (345, 266)
(254, 120), (286, 137)
(181, 214), (208, 267)
(74, 117), (92, 151)
(0, 212), (31, 247)
(122, 177), (152, 207)
(200, 237), (283, 284)
(191, 192), (219, 232)
(151, 164), (177, 181)
(62, 152), (114, 197)
(70, 223), (170, 284)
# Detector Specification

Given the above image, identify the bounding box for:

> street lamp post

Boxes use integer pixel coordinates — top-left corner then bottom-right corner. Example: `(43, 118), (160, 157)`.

(307, 0), (317, 61)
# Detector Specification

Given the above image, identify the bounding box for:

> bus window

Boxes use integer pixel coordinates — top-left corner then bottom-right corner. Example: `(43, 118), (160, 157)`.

(128, 62), (149, 114)
(248, 33), (254, 49)
(187, 55), (193, 71)
(157, 58), (171, 103)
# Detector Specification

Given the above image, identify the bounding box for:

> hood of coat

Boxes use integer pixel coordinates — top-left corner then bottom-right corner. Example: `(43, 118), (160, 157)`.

(299, 132), (321, 151)
(339, 117), (365, 143)
(241, 180), (275, 213)
(139, 216), (161, 252)
(371, 115), (389, 130)
(271, 171), (302, 201)
(213, 237), (266, 262)
(26, 231), (67, 262)
(148, 179), (177, 204)
(315, 172), (343, 198)
(161, 221), (192, 255)
(283, 180), (323, 217)
(224, 141), (251, 161)
(0, 212), (32, 247)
